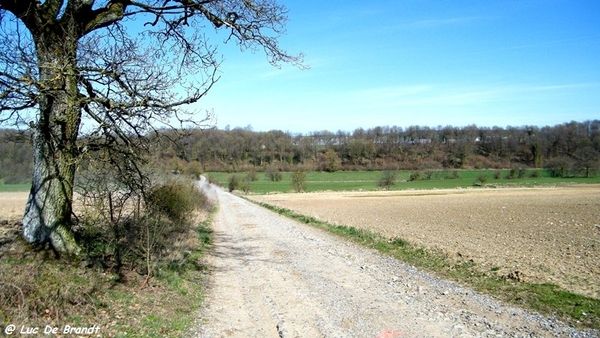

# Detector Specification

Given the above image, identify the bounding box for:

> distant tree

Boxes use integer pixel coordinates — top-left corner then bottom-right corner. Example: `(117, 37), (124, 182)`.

(573, 146), (600, 178)
(347, 139), (375, 165)
(0, 0), (304, 253)
(295, 135), (317, 163)
(545, 156), (575, 178)
(319, 149), (341, 172)
(530, 141), (542, 168)
(590, 120), (600, 151)
(347, 139), (362, 165)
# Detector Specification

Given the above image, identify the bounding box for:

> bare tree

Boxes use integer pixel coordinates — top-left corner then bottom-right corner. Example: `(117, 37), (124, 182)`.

(0, 0), (304, 253)
(573, 146), (600, 178)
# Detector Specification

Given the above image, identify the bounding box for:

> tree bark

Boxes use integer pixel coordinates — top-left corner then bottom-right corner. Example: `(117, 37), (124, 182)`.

(23, 128), (80, 254)
(22, 23), (82, 254)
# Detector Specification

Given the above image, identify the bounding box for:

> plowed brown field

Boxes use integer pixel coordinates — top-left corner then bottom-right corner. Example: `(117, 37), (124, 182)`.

(249, 185), (600, 299)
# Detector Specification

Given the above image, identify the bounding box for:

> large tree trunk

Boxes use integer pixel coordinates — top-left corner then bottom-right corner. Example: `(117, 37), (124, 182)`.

(22, 26), (83, 254)
(23, 128), (80, 254)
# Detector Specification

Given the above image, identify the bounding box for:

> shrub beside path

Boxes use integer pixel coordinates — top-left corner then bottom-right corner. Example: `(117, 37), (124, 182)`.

(189, 186), (597, 337)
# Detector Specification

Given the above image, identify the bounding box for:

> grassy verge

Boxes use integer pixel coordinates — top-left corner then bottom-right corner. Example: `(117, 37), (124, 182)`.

(208, 169), (600, 194)
(0, 209), (215, 337)
(254, 201), (599, 330)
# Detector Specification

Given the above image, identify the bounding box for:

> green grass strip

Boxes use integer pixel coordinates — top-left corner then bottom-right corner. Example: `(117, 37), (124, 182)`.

(253, 200), (599, 330)
(0, 182), (31, 192)
(208, 169), (600, 195)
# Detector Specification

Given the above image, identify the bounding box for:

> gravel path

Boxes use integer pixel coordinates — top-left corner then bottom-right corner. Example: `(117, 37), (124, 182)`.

(190, 184), (597, 337)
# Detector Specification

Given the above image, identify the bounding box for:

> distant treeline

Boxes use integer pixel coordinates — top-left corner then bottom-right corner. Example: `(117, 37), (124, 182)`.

(2, 120), (600, 184)
(167, 120), (600, 176)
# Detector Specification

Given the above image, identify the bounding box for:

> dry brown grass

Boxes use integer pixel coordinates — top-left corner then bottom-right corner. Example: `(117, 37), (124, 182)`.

(0, 192), (27, 221)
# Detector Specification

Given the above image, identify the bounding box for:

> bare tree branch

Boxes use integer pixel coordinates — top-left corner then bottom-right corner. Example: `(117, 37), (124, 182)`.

(0, 0), (305, 252)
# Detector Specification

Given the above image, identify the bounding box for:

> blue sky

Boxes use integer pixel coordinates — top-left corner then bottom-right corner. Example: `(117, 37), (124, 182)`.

(192, 0), (600, 133)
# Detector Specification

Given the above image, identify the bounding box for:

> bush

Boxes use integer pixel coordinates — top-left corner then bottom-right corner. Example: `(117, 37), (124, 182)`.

(530, 170), (540, 178)
(505, 168), (515, 179)
(239, 180), (251, 193)
(265, 167), (283, 181)
(245, 170), (259, 182)
(142, 179), (210, 283)
(493, 170), (502, 180)
(408, 171), (421, 181)
(146, 179), (208, 224)
(419, 161), (442, 180)
(475, 174), (488, 186)
(76, 175), (212, 281)
(377, 170), (397, 190)
(228, 174), (240, 192)
(291, 170), (307, 192)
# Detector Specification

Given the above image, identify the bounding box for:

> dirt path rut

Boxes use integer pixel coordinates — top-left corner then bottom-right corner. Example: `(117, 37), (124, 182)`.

(190, 186), (595, 337)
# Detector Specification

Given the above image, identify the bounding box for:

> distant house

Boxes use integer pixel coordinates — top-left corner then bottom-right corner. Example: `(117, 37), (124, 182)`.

(410, 138), (432, 145)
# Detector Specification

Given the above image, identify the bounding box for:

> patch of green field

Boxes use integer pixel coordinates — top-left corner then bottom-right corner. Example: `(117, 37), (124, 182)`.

(207, 169), (600, 194)
(0, 180), (30, 192)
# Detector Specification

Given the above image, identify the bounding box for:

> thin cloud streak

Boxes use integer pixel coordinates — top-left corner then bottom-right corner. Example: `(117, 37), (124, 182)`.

(489, 34), (600, 53)
(403, 16), (486, 29)
(354, 82), (600, 108)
